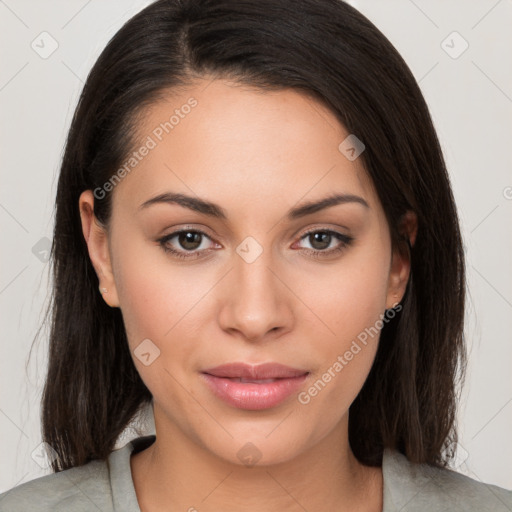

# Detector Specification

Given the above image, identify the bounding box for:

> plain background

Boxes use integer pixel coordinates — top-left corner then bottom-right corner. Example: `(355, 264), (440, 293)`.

(1, 0), (511, 493)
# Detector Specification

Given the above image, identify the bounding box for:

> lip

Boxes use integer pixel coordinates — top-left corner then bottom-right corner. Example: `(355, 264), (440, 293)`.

(201, 362), (309, 410)
(202, 362), (308, 380)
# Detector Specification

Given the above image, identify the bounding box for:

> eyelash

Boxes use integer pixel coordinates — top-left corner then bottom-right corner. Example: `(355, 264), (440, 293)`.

(157, 228), (354, 260)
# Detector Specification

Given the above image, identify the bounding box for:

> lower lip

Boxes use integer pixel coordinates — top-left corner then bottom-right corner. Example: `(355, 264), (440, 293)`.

(201, 373), (309, 410)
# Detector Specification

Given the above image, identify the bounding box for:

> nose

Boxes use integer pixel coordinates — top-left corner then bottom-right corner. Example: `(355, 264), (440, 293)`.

(217, 249), (294, 343)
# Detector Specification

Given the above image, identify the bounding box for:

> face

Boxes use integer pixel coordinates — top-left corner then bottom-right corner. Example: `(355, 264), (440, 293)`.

(80, 78), (413, 466)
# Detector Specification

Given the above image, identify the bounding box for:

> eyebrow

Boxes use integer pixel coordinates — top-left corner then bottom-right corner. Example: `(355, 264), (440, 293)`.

(138, 192), (369, 220)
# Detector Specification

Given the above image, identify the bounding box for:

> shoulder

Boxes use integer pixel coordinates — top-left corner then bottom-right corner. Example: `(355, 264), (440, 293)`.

(383, 448), (512, 512)
(0, 458), (112, 512)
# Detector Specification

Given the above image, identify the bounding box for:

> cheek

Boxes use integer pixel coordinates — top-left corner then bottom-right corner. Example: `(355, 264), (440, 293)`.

(113, 231), (197, 330)
(331, 261), (390, 338)
(293, 242), (391, 345)
(111, 234), (208, 366)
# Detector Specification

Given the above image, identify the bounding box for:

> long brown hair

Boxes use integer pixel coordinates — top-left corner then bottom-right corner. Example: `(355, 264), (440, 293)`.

(40, 0), (466, 471)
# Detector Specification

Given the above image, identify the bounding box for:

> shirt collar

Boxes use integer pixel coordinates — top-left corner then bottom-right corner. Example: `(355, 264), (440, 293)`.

(109, 434), (156, 512)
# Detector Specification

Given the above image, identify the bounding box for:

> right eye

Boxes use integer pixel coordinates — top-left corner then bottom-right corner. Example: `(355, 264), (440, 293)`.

(157, 229), (219, 260)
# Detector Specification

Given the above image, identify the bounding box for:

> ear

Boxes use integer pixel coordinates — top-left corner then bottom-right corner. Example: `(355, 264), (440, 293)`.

(79, 190), (120, 308)
(385, 210), (417, 309)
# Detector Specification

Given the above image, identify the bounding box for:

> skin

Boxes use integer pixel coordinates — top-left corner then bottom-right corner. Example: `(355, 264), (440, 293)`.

(79, 78), (417, 512)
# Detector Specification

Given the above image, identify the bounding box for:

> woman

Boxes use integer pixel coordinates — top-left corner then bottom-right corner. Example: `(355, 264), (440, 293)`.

(1, 0), (511, 510)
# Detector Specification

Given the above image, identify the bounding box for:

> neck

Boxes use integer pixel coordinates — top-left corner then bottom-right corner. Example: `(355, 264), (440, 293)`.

(131, 410), (382, 512)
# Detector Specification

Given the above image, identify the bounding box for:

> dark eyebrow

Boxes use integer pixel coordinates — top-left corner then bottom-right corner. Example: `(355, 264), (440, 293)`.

(139, 192), (228, 219)
(287, 193), (369, 219)
(138, 192), (369, 219)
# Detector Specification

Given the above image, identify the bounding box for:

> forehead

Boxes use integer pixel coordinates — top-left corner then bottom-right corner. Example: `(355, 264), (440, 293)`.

(112, 78), (377, 214)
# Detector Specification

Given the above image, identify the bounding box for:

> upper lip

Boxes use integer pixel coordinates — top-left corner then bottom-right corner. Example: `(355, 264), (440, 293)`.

(202, 362), (309, 379)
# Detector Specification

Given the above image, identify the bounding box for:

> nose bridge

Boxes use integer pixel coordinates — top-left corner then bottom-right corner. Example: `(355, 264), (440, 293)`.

(218, 238), (291, 340)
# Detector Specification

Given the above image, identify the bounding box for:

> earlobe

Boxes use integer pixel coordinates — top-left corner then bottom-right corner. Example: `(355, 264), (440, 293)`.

(385, 210), (417, 309)
(78, 190), (120, 308)
(386, 250), (410, 310)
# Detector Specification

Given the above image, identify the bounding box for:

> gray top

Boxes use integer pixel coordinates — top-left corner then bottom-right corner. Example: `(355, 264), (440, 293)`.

(1, 435), (511, 511)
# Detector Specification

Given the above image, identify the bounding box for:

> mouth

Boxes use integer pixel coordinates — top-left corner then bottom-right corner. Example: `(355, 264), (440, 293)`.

(200, 362), (310, 410)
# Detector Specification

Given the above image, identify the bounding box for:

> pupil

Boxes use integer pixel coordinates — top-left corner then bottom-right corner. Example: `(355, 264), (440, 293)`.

(179, 232), (201, 250)
(311, 232), (330, 250)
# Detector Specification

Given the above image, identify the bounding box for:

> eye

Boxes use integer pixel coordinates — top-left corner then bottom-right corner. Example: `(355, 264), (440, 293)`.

(294, 228), (354, 258)
(157, 229), (217, 260)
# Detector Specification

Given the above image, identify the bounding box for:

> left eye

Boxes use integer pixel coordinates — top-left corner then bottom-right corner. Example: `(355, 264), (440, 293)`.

(293, 229), (354, 257)
(296, 230), (348, 250)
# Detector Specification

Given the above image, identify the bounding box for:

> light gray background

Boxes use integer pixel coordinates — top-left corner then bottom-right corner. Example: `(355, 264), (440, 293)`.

(1, 0), (511, 493)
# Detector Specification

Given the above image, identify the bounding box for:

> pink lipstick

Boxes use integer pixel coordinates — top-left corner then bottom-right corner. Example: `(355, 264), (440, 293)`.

(201, 362), (309, 410)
